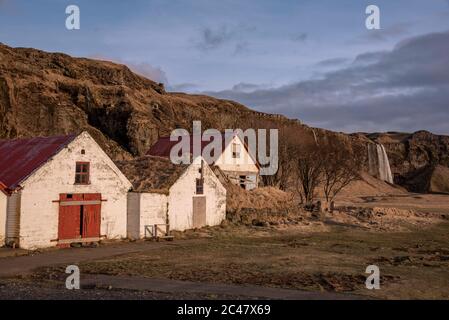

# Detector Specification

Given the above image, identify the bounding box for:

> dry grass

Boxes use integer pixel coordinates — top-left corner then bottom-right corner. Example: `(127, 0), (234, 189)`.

(227, 185), (295, 213)
(115, 156), (187, 193)
(30, 219), (449, 299)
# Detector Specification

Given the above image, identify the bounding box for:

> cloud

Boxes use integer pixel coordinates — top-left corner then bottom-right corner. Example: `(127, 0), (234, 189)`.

(202, 26), (231, 49)
(315, 57), (350, 68)
(290, 33), (308, 42)
(195, 24), (255, 51)
(231, 82), (273, 93)
(352, 22), (412, 43)
(352, 51), (387, 66)
(234, 41), (250, 55)
(168, 83), (200, 92)
(206, 30), (449, 134)
(196, 25), (236, 50)
(126, 62), (168, 85)
(89, 55), (168, 85)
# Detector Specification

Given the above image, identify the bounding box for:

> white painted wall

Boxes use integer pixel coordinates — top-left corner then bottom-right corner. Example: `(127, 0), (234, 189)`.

(17, 132), (132, 249)
(129, 157), (227, 237)
(203, 164), (227, 228)
(127, 192), (168, 239)
(0, 191), (7, 245)
(168, 157), (226, 231)
(5, 192), (21, 245)
(214, 135), (259, 174)
(139, 193), (167, 237)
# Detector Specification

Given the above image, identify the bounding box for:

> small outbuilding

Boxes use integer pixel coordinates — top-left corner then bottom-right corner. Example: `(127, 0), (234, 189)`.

(0, 132), (132, 249)
(148, 132), (260, 190)
(117, 156), (227, 239)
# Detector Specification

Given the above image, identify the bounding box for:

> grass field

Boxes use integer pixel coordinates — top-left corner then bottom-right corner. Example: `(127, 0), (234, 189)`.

(28, 221), (449, 299)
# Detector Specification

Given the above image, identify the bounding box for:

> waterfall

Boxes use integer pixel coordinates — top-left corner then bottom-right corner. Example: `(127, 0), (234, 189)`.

(368, 143), (394, 184)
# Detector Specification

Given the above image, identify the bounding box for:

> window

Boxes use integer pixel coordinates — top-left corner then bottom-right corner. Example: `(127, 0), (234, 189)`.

(75, 162), (90, 184)
(232, 143), (241, 158)
(239, 175), (246, 189)
(196, 178), (204, 195)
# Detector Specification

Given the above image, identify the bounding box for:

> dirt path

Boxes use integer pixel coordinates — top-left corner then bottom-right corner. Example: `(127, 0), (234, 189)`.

(82, 274), (364, 300)
(0, 238), (365, 300)
(0, 240), (200, 278)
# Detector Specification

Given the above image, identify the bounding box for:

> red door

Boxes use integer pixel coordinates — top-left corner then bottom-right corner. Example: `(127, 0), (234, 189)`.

(58, 194), (83, 240)
(58, 193), (101, 241)
(82, 193), (101, 238)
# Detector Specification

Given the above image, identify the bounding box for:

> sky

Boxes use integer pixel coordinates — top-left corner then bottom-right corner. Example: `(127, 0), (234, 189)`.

(1, 0), (449, 134)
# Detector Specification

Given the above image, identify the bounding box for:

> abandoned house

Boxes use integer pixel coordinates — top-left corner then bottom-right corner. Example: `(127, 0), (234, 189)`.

(147, 132), (260, 190)
(0, 132), (132, 250)
(116, 155), (227, 240)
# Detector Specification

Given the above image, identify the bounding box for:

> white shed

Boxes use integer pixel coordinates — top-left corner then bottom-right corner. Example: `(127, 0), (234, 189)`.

(148, 132), (260, 190)
(117, 156), (227, 239)
(0, 132), (132, 250)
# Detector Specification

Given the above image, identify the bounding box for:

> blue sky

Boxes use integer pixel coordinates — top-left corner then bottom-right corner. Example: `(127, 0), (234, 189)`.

(1, 0), (449, 133)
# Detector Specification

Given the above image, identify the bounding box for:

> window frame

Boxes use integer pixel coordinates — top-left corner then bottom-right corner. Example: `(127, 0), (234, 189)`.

(195, 178), (204, 195)
(232, 143), (241, 159)
(75, 162), (90, 185)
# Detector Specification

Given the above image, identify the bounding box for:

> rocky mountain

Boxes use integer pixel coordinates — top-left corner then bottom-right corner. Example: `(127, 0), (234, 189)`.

(0, 43), (448, 193)
(0, 43), (302, 161)
(365, 131), (449, 192)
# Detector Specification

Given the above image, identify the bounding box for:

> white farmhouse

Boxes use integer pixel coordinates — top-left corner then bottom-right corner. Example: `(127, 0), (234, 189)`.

(117, 155), (227, 240)
(0, 132), (132, 250)
(148, 132), (260, 190)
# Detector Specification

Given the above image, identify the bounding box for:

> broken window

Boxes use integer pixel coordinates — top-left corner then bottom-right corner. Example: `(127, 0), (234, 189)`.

(75, 162), (90, 184)
(196, 178), (204, 194)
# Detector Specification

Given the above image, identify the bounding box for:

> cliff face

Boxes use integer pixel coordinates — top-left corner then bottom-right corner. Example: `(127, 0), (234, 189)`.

(0, 43), (297, 160)
(365, 131), (449, 192)
(0, 43), (448, 192)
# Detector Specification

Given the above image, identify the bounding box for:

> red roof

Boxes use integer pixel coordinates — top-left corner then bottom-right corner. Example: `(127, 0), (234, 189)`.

(147, 133), (260, 168)
(0, 134), (77, 191)
(0, 181), (8, 196)
(147, 134), (229, 159)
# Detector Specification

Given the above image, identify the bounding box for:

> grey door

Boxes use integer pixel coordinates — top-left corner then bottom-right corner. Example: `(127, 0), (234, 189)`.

(192, 196), (206, 228)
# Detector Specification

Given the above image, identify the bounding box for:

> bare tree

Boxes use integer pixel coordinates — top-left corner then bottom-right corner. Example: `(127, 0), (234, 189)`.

(260, 125), (300, 190)
(261, 142), (290, 189)
(321, 139), (361, 210)
(261, 129), (295, 190)
(292, 137), (324, 204)
(291, 133), (362, 209)
(253, 122), (363, 210)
